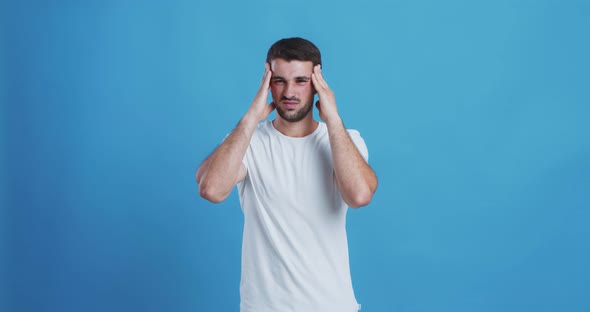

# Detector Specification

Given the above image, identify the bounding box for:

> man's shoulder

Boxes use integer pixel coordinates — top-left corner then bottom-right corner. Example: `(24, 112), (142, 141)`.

(346, 127), (360, 134)
(346, 128), (363, 140)
(313, 122), (363, 140)
(248, 121), (276, 145)
(252, 120), (273, 136)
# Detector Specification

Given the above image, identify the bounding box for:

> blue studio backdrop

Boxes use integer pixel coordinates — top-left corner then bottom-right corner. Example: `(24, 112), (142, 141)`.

(2, 1), (589, 311)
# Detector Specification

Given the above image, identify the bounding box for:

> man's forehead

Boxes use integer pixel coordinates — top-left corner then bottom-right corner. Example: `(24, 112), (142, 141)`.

(270, 59), (313, 74)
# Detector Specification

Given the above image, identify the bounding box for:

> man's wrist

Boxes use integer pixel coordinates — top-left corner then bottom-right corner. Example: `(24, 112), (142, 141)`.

(240, 112), (260, 131)
(324, 114), (344, 130)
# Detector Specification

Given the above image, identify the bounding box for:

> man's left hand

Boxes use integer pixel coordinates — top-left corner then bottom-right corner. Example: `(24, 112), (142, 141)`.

(312, 65), (340, 124)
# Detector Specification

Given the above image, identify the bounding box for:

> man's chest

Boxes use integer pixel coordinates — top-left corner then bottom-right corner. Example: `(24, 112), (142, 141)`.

(247, 138), (335, 202)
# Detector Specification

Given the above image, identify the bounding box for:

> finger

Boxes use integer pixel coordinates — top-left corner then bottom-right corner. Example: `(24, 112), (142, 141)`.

(312, 74), (328, 94)
(260, 67), (272, 92)
(311, 72), (323, 91)
(313, 65), (329, 90)
(312, 69), (328, 91)
(261, 62), (271, 84)
(313, 64), (320, 73)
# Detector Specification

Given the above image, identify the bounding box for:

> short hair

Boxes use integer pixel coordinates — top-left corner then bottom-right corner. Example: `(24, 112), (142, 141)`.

(266, 37), (322, 66)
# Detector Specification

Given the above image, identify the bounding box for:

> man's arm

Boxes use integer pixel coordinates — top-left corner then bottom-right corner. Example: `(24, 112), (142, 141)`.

(312, 65), (378, 208)
(196, 64), (275, 203)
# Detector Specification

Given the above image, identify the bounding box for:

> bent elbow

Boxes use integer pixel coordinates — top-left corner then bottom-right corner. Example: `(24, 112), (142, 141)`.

(347, 190), (374, 208)
(198, 182), (228, 203)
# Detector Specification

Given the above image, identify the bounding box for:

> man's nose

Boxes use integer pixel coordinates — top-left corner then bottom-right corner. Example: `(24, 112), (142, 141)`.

(284, 82), (295, 97)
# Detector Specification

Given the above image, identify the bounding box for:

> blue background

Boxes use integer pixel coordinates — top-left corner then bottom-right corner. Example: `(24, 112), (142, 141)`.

(2, 0), (589, 311)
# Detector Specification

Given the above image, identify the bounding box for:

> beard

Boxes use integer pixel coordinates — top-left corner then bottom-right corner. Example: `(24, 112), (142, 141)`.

(275, 99), (313, 123)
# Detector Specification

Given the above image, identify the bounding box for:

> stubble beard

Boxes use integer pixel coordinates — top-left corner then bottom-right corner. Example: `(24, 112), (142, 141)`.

(275, 100), (314, 123)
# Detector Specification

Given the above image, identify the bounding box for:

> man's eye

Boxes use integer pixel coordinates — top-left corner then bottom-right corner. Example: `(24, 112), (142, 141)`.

(273, 80), (284, 84)
(296, 80), (308, 84)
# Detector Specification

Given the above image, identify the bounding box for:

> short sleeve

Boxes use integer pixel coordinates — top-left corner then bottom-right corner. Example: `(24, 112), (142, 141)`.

(347, 129), (369, 163)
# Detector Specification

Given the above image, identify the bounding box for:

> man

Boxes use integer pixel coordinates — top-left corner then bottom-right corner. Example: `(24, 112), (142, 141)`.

(196, 37), (378, 312)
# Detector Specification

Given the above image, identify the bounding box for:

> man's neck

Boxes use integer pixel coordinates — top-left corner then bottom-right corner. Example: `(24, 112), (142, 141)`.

(272, 115), (319, 138)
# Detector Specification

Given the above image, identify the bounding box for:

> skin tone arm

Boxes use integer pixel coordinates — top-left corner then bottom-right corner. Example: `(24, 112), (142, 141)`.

(312, 65), (378, 208)
(196, 64), (276, 203)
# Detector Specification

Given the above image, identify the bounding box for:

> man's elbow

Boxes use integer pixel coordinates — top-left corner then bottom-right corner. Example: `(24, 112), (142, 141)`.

(347, 190), (374, 208)
(347, 179), (378, 208)
(198, 181), (229, 203)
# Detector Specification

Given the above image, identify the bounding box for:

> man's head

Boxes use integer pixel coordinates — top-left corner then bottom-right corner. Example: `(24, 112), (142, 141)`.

(266, 38), (322, 123)
(266, 37), (322, 67)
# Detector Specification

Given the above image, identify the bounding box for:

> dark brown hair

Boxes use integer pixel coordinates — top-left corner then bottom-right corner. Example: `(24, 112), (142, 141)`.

(266, 37), (322, 66)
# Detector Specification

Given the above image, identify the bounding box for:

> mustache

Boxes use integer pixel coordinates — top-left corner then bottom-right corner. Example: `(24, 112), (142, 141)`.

(281, 96), (300, 102)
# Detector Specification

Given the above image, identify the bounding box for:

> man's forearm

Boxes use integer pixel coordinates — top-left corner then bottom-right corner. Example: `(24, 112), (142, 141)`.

(196, 115), (258, 202)
(326, 117), (378, 208)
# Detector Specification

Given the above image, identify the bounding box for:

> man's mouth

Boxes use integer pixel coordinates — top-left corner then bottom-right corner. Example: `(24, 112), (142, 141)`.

(282, 100), (299, 109)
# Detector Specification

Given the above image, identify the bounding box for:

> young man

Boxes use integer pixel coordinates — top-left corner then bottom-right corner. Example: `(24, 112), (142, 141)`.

(196, 37), (378, 312)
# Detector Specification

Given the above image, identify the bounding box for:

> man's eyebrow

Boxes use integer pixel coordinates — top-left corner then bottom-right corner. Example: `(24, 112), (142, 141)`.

(295, 76), (311, 81)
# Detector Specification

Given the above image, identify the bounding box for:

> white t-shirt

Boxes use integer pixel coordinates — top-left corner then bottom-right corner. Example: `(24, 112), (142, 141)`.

(237, 120), (368, 312)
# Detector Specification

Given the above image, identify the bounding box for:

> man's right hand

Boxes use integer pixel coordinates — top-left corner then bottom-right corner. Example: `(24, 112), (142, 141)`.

(197, 64), (276, 203)
(245, 63), (275, 123)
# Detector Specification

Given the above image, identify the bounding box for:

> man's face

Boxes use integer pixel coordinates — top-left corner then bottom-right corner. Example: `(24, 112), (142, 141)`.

(269, 58), (315, 123)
